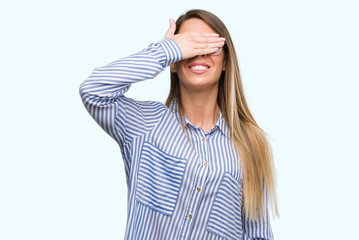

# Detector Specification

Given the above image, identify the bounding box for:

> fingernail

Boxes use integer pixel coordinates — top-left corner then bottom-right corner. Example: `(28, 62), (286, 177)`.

(212, 33), (220, 36)
(220, 37), (226, 41)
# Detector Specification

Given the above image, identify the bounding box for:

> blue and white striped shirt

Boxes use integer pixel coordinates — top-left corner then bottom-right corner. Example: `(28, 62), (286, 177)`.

(79, 39), (273, 240)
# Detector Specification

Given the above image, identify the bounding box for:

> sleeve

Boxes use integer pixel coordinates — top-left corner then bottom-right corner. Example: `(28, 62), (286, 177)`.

(79, 38), (182, 148)
(242, 191), (274, 240)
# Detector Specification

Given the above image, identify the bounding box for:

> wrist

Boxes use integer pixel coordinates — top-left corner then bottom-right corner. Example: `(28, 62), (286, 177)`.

(158, 38), (183, 66)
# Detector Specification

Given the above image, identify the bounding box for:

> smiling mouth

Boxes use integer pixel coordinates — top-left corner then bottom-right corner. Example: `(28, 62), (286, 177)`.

(188, 62), (210, 74)
(190, 65), (209, 70)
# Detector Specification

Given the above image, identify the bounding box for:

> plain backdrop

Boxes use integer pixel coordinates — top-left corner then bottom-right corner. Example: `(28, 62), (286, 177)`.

(1, 0), (358, 239)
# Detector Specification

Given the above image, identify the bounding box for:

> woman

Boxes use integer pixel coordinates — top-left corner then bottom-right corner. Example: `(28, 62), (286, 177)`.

(80, 9), (278, 240)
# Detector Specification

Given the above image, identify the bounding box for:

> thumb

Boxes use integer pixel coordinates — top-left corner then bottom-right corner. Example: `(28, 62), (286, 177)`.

(164, 18), (176, 38)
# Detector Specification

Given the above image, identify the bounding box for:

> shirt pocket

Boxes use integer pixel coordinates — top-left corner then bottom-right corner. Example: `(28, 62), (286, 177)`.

(135, 142), (187, 216)
(207, 172), (245, 240)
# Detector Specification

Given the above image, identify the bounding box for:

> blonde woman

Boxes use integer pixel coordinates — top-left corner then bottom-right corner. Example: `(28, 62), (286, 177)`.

(80, 9), (278, 240)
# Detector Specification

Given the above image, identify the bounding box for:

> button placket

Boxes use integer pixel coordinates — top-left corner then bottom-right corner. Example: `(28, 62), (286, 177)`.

(179, 128), (209, 239)
(201, 133), (210, 167)
(199, 130), (208, 167)
(184, 153), (208, 227)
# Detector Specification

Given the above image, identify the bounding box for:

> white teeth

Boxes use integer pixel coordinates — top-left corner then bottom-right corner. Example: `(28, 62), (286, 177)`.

(190, 65), (209, 70)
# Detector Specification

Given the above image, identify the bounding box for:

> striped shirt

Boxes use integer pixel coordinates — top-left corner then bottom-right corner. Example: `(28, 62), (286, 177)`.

(79, 38), (273, 240)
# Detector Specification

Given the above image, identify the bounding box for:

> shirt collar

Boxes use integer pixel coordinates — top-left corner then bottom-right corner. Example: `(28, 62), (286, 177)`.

(216, 110), (229, 137)
(168, 98), (178, 113)
(169, 99), (229, 137)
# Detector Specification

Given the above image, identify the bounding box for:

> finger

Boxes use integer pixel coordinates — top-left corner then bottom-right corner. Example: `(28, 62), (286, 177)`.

(191, 32), (220, 37)
(193, 38), (226, 44)
(194, 37), (226, 44)
(194, 41), (225, 49)
(164, 18), (176, 38)
(194, 47), (219, 56)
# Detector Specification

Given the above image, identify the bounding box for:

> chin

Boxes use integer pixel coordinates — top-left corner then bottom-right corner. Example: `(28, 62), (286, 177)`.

(181, 79), (218, 91)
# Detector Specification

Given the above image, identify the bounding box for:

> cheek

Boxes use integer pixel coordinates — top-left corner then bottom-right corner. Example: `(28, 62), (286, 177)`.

(174, 61), (184, 72)
(215, 58), (226, 72)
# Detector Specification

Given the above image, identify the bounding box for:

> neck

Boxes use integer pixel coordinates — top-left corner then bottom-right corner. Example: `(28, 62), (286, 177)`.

(180, 84), (219, 133)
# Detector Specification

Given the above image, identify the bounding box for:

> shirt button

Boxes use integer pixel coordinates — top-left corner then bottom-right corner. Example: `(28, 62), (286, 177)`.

(188, 214), (193, 219)
(197, 187), (201, 192)
(201, 137), (205, 141)
(213, 126), (217, 130)
(204, 162), (208, 166)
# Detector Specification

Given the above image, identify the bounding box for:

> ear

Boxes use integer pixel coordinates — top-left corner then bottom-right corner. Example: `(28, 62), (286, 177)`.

(222, 58), (227, 71)
(170, 63), (177, 72)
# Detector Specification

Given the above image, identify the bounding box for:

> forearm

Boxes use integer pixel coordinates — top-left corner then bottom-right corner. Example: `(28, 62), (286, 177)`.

(78, 38), (182, 145)
(79, 38), (182, 106)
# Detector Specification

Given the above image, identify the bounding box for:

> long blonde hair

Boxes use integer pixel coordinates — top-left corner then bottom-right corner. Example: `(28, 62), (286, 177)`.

(166, 9), (278, 220)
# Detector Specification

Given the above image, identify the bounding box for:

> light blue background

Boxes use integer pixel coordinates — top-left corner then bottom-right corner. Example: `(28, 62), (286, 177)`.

(1, 0), (358, 239)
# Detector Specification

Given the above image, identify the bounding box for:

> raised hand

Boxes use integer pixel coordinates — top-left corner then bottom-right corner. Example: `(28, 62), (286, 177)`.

(164, 18), (225, 60)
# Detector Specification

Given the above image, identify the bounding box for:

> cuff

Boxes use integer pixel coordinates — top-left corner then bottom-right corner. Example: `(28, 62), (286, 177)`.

(158, 38), (183, 66)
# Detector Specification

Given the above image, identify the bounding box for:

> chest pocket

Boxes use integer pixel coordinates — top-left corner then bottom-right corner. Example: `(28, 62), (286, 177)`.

(207, 172), (246, 240)
(135, 142), (187, 216)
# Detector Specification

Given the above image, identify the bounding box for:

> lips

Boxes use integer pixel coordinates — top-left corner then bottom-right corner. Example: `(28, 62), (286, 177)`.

(190, 65), (209, 70)
(188, 62), (210, 74)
